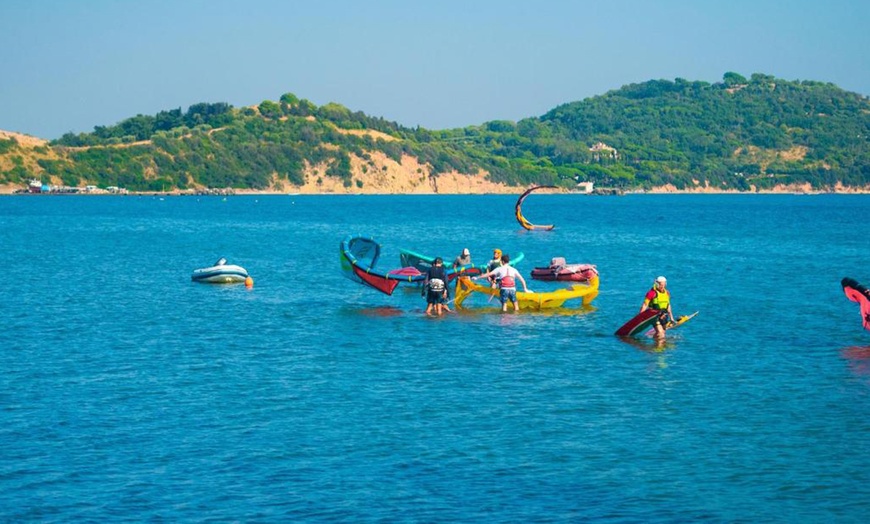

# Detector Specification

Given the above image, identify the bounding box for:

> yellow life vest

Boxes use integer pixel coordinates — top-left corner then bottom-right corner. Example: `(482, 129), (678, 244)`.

(648, 288), (670, 310)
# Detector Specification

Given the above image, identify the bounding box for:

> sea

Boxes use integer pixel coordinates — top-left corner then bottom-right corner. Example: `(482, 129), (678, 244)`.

(1, 193), (869, 522)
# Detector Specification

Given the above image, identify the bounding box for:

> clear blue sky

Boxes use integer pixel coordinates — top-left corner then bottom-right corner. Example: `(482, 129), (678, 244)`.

(2, 0), (868, 139)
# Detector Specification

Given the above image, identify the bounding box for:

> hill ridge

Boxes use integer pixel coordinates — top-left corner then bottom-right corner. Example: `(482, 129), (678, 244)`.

(2, 72), (869, 193)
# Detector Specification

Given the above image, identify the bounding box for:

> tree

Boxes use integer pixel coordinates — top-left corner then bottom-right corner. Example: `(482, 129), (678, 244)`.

(258, 100), (282, 120)
(723, 72), (748, 85)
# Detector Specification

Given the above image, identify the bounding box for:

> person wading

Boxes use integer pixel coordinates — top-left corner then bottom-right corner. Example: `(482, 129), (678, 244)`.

(640, 276), (675, 338)
(423, 257), (449, 316)
(473, 254), (529, 312)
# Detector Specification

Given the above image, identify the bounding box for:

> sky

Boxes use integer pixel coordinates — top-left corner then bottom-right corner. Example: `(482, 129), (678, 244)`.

(2, 0), (869, 139)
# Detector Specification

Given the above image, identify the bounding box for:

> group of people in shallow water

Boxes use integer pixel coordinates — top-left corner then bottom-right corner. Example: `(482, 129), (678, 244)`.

(426, 247), (677, 338)
(423, 247), (534, 316)
(423, 247), (531, 316)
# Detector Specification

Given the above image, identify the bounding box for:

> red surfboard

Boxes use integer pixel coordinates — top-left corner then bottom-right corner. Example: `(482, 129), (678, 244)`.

(615, 309), (661, 337)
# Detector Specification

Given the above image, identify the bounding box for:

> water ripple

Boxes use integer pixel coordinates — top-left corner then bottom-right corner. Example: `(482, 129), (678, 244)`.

(2, 195), (870, 521)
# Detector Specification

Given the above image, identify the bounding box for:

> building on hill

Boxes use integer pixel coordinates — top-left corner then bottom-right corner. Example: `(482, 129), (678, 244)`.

(590, 142), (618, 161)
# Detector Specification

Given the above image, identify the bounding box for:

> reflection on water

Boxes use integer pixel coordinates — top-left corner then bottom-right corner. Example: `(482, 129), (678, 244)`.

(356, 306), (406, 317)
(454, 304), (597, 317)
(618, 335), (672, 353)
(842, 345), (870, 379)
(4, 194), (870, 522)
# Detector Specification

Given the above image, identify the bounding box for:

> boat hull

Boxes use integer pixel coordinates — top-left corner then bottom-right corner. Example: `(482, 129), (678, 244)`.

(191, 265), (249, 284)
(530, 264), (598, 282)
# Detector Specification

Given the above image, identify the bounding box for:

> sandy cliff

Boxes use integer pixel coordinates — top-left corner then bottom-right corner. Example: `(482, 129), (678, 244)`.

(2, 128), (868, 195)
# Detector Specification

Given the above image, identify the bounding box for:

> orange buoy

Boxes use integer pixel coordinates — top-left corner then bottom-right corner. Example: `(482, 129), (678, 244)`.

(245, 276), (254, 288)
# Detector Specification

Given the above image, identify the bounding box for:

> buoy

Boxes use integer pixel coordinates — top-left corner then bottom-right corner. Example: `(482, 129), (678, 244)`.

(245, 276), (254, 288)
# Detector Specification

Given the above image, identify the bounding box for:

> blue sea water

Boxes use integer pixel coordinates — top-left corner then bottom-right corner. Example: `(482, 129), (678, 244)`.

(1, 193), (870, 522)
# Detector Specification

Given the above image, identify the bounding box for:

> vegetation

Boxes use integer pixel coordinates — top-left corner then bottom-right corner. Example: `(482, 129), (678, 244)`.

(2, 73), (869, 191)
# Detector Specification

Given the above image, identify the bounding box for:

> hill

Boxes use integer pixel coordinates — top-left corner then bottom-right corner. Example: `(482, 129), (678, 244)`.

(1, 73), (869, 194)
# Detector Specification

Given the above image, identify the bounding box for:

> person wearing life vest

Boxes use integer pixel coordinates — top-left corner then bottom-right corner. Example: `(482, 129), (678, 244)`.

(484, 248), (503, 289)
(472, 253), (529, 312)
(486, 249), (503, 273)
(423, 257), (450, 316)
(640, 276), (675, 338)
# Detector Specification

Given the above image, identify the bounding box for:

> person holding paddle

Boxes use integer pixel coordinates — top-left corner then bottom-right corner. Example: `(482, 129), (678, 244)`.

(640, 276), (675, 338)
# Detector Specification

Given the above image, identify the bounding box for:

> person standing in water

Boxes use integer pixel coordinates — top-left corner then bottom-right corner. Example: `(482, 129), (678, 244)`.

(487, 249), (502, 272)
(473, 253), (529, 312)
(423, 257), (449, 316)
(452, 248), (472, 269)
(640, 276), (675, 338)
(484, 248), (503, 288)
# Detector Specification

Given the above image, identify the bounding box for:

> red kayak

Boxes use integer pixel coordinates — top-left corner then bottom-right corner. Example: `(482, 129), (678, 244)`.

(530, 258), (598, 282)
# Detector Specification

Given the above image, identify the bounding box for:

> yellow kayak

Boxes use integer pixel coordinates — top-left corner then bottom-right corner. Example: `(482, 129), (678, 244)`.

(454, 276), (599, 310)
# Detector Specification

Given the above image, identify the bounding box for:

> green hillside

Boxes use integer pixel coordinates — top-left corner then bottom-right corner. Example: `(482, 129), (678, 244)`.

(2, 72), (868, 192)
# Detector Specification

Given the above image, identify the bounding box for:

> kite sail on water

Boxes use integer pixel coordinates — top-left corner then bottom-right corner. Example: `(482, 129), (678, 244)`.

(340, 235), (504, 296)
(398, 247), (523, 280)
(842, 277), (870, 332)
(340, 235), (424, 295)
(515, 185), (558, 231)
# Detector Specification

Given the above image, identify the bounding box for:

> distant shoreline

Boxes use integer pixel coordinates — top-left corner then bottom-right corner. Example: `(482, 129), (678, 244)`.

(3, 177), (870, 196)
(3, 187), (870, 196)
